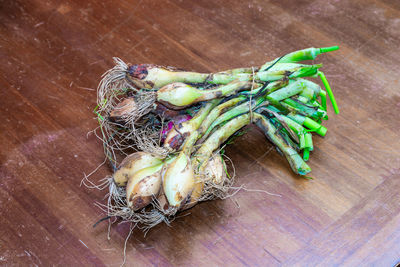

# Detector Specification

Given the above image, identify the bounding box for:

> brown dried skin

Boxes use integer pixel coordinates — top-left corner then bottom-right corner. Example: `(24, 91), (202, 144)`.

(155, 189), (169, 212)
(113, 152), (163, 187)
(165, 131), (189, 151)
(108, 97), (137, 123)
(163, 119), (193, 152)
(126, 64), (155, 89)
(153, 102), (181, 119)
(126, 164), (163, 211)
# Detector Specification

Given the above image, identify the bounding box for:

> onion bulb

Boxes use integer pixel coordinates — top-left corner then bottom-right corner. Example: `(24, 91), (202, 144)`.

(126, 164), (163, 211)
(108, 97), (137, 123)
(157, 81), (256, 110)
(204, 153), (226, 185)
(162, 153), (195, 208)
(113, 152), (163, 187)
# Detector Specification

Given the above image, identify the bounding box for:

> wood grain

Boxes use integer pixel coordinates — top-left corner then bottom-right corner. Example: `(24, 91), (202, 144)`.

(1, 0), (400, 266)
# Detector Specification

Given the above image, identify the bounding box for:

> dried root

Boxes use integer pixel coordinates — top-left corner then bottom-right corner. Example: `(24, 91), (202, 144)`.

(95, 180), (179, 233)
(95, 58), (166, 165)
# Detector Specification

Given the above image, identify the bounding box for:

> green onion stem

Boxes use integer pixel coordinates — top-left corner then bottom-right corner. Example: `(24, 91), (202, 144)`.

(303, 149), (310, 161)
(297, 79), (321, 96)
(288, 114), (327, 136)
(195, 114), (251, 167)
(255, 64), (322, 82)
(201, 97), (265, 142)
(207, 64), (323, 84)
(318, 71), (339, 114)
(200, 80), (318, 143)
(240, 80), (289, 96)
(320, 90), (327, 111)
(281, 115), (307, 149)
(258, 107), (310, 150)
(260, 46), (339, 71)
(217, 67), (256, 75)
(303, 117), (327, 136)
(266, 80), (306, 101)
(305, 133), (313, 151)
(197, 96), (246, 137)
(281, 98), (327, 120)
(187, 100), (221, 132)
(254, 113), (311, 175)
(257, 107), (300, 144)
(296, 95), (311, 104)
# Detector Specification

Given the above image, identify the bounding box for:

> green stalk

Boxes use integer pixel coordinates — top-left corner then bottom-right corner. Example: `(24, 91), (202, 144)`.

(306, 99), (324, 109)
(217, 67), (256, 75)
(281, 115), (307, 149)
(320, 90), (327, 111)
(200, 80), (308, 142)
(266, 80), (306, 101)
(240, 80), (289, 96)
(290, 95), (325, 113)
(201, 97), (265, 142)
(255, 64), (322, 82)
(305, 133), (313, 151)
(296, 95), (311, 104)
(260, 46), (339, 70)
(299, 86), (317, 100)
(256, 107), (299, 143)
(197, 96), (246, 136)
(185, 100), (221, 132)
(257, 107), (309, 150)
(318, 71), (339, 114)
(298, 79), (321, 97)
(254, 113), (311, 175)
(281, 98), (327, 120)
(208, 64), (322, 84)
(302, 133), (314, 161)
(303, 149), (310, 161)
(268, 116), (300, 149)
(195, 114), (251, 167)
(287, 114), (327, 136)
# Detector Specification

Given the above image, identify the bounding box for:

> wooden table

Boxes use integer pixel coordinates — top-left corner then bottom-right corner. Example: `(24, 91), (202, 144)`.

(1, 0), (400, 266)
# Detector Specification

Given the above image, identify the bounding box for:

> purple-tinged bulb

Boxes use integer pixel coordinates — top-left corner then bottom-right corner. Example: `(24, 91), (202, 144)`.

(160, 114), (192, 144)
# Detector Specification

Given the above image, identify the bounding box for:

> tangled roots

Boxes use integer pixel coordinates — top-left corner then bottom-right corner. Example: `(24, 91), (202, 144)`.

(199, 153), (237, 202)
(94, 181), (178, 233)
(95, 58), (167, 165)
(97, 58), (134, 115)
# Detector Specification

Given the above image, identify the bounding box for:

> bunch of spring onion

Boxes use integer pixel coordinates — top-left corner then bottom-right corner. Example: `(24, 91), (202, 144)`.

(92, 46), (340, 230)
